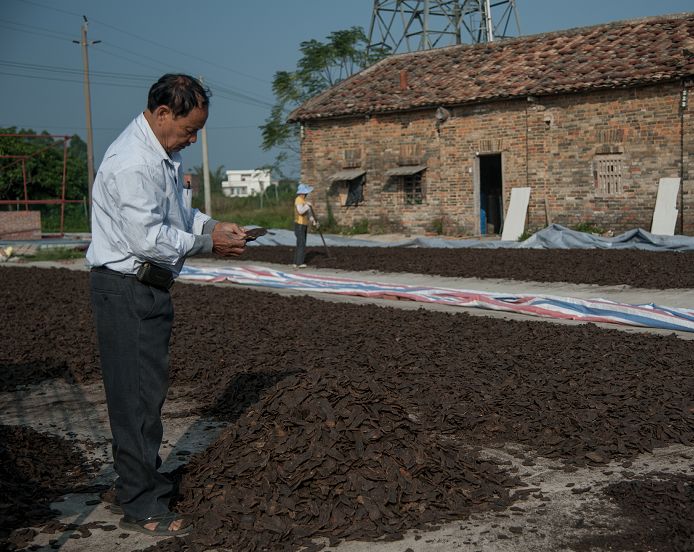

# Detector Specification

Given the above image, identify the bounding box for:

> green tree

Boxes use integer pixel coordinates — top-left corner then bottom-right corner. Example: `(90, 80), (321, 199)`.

(66, 134), (88, 197)
(191, 164), (226, 195)
(260, 27), (385, 176)
(0, 128), (87, 201)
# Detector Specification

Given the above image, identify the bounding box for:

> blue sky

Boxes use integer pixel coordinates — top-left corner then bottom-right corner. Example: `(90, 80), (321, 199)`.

(2, 0), (692, 178)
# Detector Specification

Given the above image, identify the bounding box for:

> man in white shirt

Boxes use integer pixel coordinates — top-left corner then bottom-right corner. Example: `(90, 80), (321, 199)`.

(86, 74), (245, 537)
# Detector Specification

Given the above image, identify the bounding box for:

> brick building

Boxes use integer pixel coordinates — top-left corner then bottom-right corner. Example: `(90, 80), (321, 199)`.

(288, 13), (694, 236)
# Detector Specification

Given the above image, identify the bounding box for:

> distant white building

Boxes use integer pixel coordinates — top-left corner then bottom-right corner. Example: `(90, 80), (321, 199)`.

(221, 169), (272, 198)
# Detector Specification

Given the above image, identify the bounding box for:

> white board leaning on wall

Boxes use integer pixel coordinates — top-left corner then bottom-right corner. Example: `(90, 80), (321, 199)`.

(651, 177), (681, 236)
(501, 187), (531, 241)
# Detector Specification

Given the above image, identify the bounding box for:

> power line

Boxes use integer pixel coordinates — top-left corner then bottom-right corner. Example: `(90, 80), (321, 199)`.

(0, 16), (74, 39)
(205, 79), (275, 109)
(14, 0), (271, 84)
(0, 124), (124, 132)
(93, 45), (276, 106)
(91, 42), (275, 104)
(1, 19), (276, 106)
(1, 124), (261, 131)
(0, 69), (275, 110)
(0, 69), (146, 88)
(0, 59), (154, 82)
(205, 125), (261, 130)
(10, 0), (82, 19)
(0, 20), (73, 42)
(95, 42), (181, 75)
(93, 47), (166, 74)
(88, 19), (271, 86)
(5, 3), (279, 112)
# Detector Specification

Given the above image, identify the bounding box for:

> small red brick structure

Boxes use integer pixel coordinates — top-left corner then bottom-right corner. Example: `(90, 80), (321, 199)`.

(0, 211), (41, 240)
(289, 13), (694, 235)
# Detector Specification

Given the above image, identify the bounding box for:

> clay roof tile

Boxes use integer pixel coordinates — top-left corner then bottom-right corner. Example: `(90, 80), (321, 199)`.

(289, 12), (694, 122)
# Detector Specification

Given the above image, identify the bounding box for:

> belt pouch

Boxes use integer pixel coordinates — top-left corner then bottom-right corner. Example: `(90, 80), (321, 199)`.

(136, 262), (174, 289)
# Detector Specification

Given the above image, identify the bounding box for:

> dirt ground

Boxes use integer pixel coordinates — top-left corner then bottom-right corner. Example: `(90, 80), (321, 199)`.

(1, 248), (693, 552)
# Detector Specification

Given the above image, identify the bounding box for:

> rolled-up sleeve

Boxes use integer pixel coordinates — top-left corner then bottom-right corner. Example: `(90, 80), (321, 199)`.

(193, 210), (213, 234)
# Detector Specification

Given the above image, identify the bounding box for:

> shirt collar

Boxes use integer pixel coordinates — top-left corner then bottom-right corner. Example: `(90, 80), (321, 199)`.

(136, 112), (181, 167)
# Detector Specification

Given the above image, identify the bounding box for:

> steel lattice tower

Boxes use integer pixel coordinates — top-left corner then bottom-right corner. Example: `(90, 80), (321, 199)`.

(367, 0), (521, 54)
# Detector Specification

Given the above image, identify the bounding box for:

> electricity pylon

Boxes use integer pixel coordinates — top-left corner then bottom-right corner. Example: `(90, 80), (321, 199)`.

(367, 0), (521, 54)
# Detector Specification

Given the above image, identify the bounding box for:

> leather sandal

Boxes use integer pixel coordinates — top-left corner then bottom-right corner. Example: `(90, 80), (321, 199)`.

(100, 484), (123, 514)
(119, 512), (192, 536)
(108, 502), (123, 515)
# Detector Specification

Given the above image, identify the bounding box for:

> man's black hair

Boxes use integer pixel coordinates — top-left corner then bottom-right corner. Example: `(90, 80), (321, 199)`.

(147, 74), (211, 118)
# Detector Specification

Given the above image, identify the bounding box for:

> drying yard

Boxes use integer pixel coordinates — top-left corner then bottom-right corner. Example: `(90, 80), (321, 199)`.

(1, 247), (693, 552)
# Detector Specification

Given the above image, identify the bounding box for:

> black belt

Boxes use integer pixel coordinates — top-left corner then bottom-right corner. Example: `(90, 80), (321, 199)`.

(91, 265), (175, 290)
(91, 266), (136, 278)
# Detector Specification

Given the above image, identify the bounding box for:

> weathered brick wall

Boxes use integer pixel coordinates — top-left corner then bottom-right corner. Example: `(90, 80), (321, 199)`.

(0, 211), (41, 239)
(300, 81), (692, 235)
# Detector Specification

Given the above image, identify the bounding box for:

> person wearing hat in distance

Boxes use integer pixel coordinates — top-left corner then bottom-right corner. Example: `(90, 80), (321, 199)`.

(293, 182), (319, 268)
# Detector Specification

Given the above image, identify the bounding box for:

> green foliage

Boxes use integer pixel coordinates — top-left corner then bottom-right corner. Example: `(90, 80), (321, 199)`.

(427, 218), (445, 235)
(0, 128), (87, 201)
(573, 222), (605, 235)
(22, 247), (86, 261)
(324, 194), (337, 229)
(190, 164), (227, 191)
(260, 27), (386, 174)
(192, 179), (298, 229)
(367, 215), (404, 235)
(39, 203), (90, 233)
(346, 219), (369, 235)
(518, 229), (536, 241)
(320, 216), (370, 236)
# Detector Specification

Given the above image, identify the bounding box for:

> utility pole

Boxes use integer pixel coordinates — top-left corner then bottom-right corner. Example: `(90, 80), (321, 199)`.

(73, 16), (100, 222)
(198, 76), (212, 216)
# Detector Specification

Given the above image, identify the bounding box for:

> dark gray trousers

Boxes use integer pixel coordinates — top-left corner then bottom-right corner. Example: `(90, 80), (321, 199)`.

(90, 268), (174, 520)
(294, 222), (308, 265)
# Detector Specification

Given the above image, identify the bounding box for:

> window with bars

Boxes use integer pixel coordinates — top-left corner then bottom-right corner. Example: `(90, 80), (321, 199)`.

(403, 173), (424, 205)
(594, 154), (623, 194)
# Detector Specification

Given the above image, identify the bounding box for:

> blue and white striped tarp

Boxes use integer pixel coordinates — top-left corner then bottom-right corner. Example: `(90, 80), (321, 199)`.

(180, 264), (694, 333)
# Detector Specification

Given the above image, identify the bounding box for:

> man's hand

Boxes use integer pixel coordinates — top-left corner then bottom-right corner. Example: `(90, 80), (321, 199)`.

(216, 222), (246, 238)
(211, 222), (247, 257)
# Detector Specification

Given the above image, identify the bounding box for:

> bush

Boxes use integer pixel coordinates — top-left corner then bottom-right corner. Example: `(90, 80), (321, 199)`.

(192, 185), (297, 229)
(427, 217), (445, 235)
(573, 222), (605, 235)
(518, 228), (536, 241)
(368, 215), (403, 235)
(39, 202), (89, 233)
(345, 219), (369, 235)
(23, 247), (86, 261)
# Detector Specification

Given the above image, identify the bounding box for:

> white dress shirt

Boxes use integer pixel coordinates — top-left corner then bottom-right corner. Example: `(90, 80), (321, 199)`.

(86, 113), (213, 276)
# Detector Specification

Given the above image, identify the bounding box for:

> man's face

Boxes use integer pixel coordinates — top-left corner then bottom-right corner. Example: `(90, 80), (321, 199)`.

(155, 105), (208, 154)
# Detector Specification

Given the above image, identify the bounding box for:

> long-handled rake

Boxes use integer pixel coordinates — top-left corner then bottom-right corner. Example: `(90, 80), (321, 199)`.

(309, 206), (332, 259)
